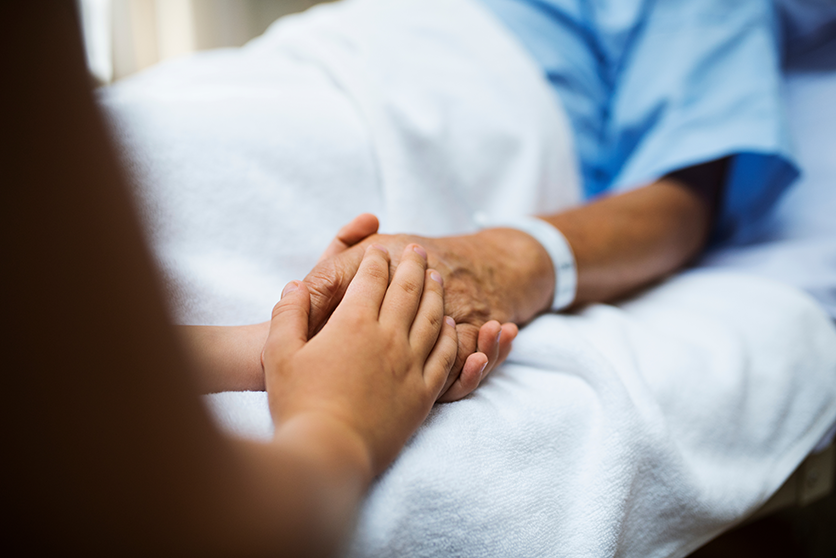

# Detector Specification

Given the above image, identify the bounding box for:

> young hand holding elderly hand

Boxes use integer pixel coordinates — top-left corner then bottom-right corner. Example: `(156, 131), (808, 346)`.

(182, 213), (519, 400)
(265, 243), (459, 477)
(303, 223), (546, 401)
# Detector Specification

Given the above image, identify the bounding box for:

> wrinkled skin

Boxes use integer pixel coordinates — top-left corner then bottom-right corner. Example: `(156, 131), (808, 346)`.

(304, 225), (553, 401)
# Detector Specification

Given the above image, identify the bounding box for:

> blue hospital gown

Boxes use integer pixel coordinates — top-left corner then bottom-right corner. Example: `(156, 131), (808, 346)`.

(478, 0), (797, 243)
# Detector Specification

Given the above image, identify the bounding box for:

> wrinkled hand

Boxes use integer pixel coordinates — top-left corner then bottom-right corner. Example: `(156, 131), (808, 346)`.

(305, 219), (555, 401)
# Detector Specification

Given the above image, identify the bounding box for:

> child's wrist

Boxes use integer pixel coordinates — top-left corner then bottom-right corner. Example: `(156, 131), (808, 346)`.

(273, 412), (375, 486)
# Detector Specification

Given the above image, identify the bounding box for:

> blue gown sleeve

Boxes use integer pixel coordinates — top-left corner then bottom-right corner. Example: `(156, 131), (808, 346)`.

(606, 0), (798, 243)
(478, 0), (798, 244)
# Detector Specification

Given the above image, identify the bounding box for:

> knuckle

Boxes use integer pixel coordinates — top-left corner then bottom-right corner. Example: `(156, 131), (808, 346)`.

(305, 262), (341, 299)
(270, 300), (284, 320)
(457, 324), (480, 351)
(420, 310), (443, 334)
(271, 303), (303, 327)
(363, 261), (390, 284)
(271, 299), (294, 320)
(441, 341), (458, 372)
(444, 297), (490, 327)
(396, 274), (423, 299)
(452, 351), (467, 376)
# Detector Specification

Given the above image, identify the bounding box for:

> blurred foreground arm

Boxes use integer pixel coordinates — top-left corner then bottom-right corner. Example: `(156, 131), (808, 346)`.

(5, 3), (455, 555)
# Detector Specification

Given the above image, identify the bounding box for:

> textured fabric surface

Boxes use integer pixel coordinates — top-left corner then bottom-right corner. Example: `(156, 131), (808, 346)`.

(205, 273), (836, 558)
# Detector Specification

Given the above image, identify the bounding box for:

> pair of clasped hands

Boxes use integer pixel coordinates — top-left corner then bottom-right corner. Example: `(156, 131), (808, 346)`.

(264, 214), (520, 475)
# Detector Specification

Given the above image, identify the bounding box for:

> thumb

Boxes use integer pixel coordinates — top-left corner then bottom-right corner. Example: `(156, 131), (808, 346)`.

(304, 246), (365, 337)
(318, 213), (380, 262)
(263, 281), (311, 366)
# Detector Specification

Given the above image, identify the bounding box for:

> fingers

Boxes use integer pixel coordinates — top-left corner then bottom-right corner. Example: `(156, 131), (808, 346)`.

(476, 320), (502, 377)
(438, 321), (496, 401)
(423, 316), (458, 398)
(334, 244), (391, 319)
(496, 323), (519, 367)
(438, 351), (489, 402)
(318, 213), (380, 262)
(263, 281), (311, 366)
(379, 244), (430, 332)
(470, 321), (518, 382)
(435, 323), (478, 399)
(436, 321), (497, 402)
(436, 321), (519, 403)
(408, 268), (445, 358)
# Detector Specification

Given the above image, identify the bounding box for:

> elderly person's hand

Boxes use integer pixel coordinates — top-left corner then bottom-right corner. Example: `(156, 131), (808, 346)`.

(304, 219), (551, 401)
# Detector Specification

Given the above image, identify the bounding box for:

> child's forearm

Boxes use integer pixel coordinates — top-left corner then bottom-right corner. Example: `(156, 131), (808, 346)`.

(179, 323), (270, 393)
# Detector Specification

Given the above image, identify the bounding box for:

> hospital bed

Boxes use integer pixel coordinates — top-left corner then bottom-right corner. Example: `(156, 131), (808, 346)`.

(100, 0), (836, 555)
(692, 33), (836, 543)
(746, 443), (833, 523)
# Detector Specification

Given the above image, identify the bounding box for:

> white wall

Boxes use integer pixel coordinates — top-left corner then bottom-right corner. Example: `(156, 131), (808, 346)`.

(79, 0), (326, 82)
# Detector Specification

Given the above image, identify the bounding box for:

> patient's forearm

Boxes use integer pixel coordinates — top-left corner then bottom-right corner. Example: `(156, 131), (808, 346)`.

(300, 177), (714, 386)
(180, 323), (269, 393)
(540, 178), (712, 306)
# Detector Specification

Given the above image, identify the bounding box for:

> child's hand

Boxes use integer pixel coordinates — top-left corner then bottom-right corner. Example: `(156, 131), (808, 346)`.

(262, 243), (458, 476)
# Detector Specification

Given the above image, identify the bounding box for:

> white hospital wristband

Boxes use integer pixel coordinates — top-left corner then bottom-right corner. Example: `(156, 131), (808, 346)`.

(491, 217), (577, 311)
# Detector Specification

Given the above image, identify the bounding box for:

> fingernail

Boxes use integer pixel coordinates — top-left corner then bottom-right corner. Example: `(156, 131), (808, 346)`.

(478, 358), (489, 378)
(370, 244), (388, 254)
(412, 244), (428, 260)
(430, 270), (443, 285)
(282, 281), (299, 298)
(445, 316), (456, 327)
(495, 329), (502, 345)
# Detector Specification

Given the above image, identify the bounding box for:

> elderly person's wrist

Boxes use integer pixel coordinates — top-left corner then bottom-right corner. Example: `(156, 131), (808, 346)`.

(492, 217), (577, 311)
(473, 226), (556, 323)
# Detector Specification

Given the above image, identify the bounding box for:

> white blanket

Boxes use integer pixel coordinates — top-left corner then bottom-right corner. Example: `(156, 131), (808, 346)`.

(101, 0), (836, 556)
(205, 273), (836, 558)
